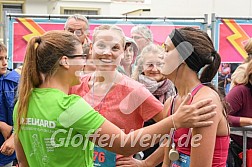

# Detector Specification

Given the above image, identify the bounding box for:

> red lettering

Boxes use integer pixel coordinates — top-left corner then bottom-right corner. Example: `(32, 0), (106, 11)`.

(99, 152), (105, 162)
(94, 151), (106, 163)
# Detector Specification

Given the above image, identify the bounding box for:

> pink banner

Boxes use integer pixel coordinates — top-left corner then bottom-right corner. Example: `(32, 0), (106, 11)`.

(217, 19), (252, 63)
(11, 18), (201, 62)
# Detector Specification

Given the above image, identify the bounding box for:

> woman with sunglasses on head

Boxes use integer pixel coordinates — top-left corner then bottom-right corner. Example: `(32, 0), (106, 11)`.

(13, 30), (217, 167)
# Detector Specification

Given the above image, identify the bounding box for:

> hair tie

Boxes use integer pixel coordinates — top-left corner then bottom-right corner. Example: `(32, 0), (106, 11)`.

(36, 36), (41, 44)
(211, 50), (217, 55)
(211, 50), (217, 62)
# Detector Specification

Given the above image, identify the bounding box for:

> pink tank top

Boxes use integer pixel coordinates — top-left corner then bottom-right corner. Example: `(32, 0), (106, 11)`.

(169, 84), (229, 167)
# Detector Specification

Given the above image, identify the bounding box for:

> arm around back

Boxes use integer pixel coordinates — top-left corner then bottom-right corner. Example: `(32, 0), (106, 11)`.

(93, 94), (216, 156)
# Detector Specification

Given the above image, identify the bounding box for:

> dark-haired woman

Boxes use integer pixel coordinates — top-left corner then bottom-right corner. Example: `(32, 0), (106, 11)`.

(161, 27), (229, 167)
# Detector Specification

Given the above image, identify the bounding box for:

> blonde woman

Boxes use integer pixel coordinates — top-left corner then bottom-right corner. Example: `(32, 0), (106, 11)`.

(69, 25), (217, 167)
(230, 38), (252, 89)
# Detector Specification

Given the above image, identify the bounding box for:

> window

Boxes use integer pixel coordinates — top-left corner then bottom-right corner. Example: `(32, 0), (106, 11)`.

(1, 3), (23, 42)
(112, 0), (144, 2)
(3, 4), (23, 14)
(62, 8), (99, 15)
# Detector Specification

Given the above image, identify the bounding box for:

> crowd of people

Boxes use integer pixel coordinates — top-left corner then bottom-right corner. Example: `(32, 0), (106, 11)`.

(0, 14), (251, 167)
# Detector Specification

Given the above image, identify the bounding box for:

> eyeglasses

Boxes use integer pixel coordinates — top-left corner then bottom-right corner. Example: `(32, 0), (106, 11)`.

(67, 54), (87, 59)
(67, 29), (85, 37)
(143, 62), (164, 70)
(132, 36), (144, 40)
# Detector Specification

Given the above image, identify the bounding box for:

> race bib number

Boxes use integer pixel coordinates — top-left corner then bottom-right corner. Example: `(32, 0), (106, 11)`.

(94, 145), (116, 167)
(171, 153), (190, 167)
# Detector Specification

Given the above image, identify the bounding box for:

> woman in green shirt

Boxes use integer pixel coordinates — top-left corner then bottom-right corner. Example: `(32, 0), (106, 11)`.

(14, 30), (216, 167)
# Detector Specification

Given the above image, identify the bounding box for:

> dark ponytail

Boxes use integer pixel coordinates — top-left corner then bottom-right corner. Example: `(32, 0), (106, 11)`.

(200, 52), (221, 83)
(178, 27), (229, 117)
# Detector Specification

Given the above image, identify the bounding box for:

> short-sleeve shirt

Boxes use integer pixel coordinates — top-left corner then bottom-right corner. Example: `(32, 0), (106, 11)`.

(70, 74), (163, 134)
(13, 88), (105, 167)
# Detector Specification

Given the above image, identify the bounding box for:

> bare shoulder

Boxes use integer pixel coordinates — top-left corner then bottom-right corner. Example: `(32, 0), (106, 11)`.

(192, 86), (223, 115)
(195, 86), (221, 103)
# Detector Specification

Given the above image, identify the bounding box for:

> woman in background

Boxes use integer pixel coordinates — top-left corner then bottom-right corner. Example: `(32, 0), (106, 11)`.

(230, 38), (252, 90)
(132, 43), (175, 166)
(226, 59), (252, 167)
(118, 37), (138, 77)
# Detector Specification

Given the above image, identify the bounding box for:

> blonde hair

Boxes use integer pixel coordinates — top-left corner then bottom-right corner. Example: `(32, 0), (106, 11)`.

(237, 59), (252, 86)
(92, 25), (126, 48)
(132, 44), (164, 80)
(244, 38), (252, 62)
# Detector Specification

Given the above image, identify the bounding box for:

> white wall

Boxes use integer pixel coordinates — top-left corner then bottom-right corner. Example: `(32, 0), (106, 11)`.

(25, 0), (48, 14)
(24, 0), (252, 20)
(110, 1), (150, 15)
(151, 0), (252, 18)
(50, 1), (111, 15)
(24, 0), (111, 15)
(24, 0), (150, 16)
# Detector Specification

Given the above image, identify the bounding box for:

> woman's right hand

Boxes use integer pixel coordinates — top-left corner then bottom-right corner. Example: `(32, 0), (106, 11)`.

(173, 93), (217, 129)
(116, 156), (148, 167)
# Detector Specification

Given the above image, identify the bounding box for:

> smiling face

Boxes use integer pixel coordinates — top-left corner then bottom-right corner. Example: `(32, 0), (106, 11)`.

(142, 53), (164, 82)
(92, 29), (124, 72)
